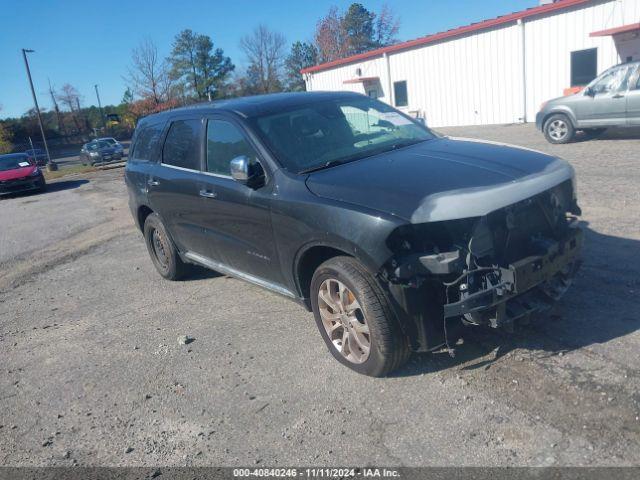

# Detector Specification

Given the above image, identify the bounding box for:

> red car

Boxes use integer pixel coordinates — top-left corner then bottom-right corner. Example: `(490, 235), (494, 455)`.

(0, 153), (46, 196)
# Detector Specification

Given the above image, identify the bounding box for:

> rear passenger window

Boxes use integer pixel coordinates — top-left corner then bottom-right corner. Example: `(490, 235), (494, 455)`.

(131, 123), (163, 161)
(162, 119), (201, 170)
(207, 120), (258, 176)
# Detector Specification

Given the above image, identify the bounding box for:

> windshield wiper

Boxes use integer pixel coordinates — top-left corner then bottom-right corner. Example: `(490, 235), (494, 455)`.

(299, 159), (346, 174)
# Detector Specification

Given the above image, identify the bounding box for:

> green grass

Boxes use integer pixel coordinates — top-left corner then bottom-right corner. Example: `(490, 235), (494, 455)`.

(43, 164), (96, 181)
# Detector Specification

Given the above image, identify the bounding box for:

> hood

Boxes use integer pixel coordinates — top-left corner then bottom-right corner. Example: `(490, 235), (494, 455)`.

(305, 137), (574, 223)
(0, 165), (38, 182)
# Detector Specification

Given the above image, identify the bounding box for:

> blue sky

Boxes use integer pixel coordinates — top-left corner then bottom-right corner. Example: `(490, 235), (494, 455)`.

(0, 0), (535, 119)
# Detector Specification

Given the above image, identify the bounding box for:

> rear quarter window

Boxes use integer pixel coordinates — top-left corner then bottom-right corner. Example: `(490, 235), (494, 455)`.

(162, 119), (202, 170)
(131, 122), (164, 162)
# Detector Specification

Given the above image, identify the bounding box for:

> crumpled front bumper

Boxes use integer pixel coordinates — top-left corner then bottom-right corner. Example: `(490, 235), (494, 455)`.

(443, 226), (583, 326)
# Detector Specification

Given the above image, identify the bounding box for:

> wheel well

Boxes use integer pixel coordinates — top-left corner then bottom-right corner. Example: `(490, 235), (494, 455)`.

(297, 246), (351, 303)
(543, 111), (573, 130)
(137, 205), (154, 231)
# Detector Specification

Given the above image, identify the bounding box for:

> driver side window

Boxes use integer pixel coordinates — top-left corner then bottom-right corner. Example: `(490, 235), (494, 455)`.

(591, 65), (632, 94)
(206, 120), (258, 176)
(629, 65), (640, 90)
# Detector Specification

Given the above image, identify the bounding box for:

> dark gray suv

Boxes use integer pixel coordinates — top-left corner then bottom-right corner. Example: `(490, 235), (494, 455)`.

(126, 92), (582, 376)
(537, 61), (640, 143)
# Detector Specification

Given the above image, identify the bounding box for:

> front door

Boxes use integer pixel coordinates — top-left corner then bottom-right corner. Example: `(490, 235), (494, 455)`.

(197, 116), (284, 286)
(574, 64), (633, 127)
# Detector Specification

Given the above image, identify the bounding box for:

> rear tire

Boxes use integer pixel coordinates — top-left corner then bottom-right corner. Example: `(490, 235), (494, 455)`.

(143, 213), (190, 280)
(544, 114), (575, 144)
(310, 256), (410, 377)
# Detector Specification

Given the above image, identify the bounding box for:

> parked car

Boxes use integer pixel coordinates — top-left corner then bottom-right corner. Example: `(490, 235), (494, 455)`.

(125, 92), (582, 376)
(80, 140), (123, 165)
(0, 153), (46, 196)
(24, 148), (48, 166)
(97, 137), (125, 156)
(537, 60), (640, 143)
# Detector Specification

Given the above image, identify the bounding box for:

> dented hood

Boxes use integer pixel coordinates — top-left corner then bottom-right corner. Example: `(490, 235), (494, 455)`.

(305, 137), (575, 223)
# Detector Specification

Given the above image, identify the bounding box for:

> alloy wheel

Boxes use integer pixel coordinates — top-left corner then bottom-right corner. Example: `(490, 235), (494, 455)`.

(548, 119), (568, 140)
(318, 278), (371, 363)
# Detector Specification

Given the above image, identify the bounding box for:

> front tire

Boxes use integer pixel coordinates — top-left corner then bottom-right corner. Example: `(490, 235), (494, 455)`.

(544, 114), (575, 144)
(143, 213), (190, 280)
(310, 256), (410, 377)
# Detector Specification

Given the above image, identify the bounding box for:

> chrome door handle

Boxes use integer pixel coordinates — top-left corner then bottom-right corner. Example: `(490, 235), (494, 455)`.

(147, 179), (160, 186)
(199, 190), (218, 199)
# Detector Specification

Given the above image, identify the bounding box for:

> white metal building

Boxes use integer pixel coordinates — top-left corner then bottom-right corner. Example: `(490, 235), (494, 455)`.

(302, 0), (640, 127)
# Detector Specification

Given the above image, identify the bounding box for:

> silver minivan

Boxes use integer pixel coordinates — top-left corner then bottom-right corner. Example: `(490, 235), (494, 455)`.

(536, 61), (640, 143)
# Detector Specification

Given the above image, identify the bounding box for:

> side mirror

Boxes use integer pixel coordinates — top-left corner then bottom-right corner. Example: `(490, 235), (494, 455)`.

(584, 86), (595, 97)
(230, 155), (265, 188)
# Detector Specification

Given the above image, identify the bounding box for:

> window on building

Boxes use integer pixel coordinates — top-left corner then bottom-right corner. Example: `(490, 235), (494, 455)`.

(207, 120), (258, 176)
(162, 119), (201, 170)
(393, 81), (408, 107)
(131, 123), (163, 161)
(571, 48), (597, 86)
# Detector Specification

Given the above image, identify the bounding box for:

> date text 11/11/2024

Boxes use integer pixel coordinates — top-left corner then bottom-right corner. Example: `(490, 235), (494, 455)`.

(232, 468), (401, 477)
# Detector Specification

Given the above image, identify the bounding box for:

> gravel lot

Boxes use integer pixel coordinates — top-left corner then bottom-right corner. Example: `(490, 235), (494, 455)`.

(0, 124), (639, 467)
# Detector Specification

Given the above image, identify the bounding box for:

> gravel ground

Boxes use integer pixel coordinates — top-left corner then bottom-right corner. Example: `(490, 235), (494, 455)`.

(0, 124), (639, 467)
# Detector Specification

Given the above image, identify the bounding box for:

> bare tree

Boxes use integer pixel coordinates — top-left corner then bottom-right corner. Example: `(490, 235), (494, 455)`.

(374, 4), (400, 47)
(47, 79), (66, 135)
(56, 84), (82, 132)
(314, 6), (349, 63)
(240, 25), (287, 94)
(126, 39), (174, 104)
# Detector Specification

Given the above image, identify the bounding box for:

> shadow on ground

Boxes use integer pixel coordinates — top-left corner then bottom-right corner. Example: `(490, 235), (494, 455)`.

(573, 126), (640, 143)
(393, 222), (640, 377)
(46, 179), (89, 193)
(0, 179), (89, 200)
(183, 264), (224, 281)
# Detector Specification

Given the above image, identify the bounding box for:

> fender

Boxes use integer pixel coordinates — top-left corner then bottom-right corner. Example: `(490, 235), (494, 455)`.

(543, 106), (578, 129)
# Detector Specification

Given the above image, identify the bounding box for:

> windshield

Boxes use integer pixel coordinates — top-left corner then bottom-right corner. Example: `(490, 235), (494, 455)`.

(0, 154), (33, 171)
(87, 141), (109, 151)
(251, 96), (435, 173)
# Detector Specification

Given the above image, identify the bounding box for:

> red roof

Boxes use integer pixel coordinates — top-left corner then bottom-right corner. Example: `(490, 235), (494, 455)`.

(590, 22), (640, 37)
(301, 0), (592, 74)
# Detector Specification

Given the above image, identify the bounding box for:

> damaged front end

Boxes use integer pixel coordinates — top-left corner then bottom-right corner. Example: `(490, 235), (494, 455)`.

(381, 179), (583, 353)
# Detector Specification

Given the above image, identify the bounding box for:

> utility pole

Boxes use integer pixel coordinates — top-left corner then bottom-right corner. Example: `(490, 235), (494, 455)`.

(76, 97), (90, 133)
(94, 84), (107, 133)
(48, 78), (65, 136)
(22, 49), (57, 171)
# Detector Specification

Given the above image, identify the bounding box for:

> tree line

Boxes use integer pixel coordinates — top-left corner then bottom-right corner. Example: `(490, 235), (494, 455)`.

(0, 2), (398, 153)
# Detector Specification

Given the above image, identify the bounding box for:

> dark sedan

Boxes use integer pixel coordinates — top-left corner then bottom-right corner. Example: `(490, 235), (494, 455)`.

(80, 140), (123, 165)
(0, 153), (46, 196)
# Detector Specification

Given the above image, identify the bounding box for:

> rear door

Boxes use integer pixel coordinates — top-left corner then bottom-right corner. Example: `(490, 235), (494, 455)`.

(196, 115), (283, 285)
(146, 116), (214, 256)
(626, 65), (640, 125)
